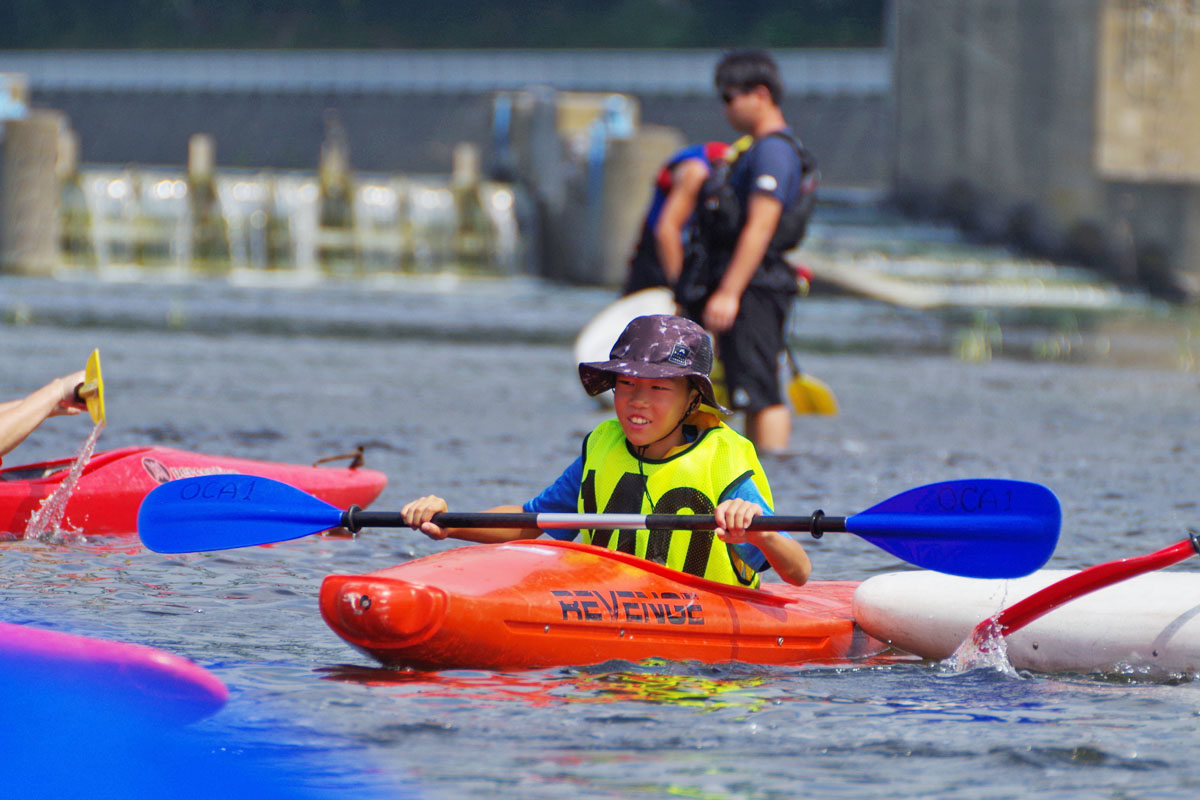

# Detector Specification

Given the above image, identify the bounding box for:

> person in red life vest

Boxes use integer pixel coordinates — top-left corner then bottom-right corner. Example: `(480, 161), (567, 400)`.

(622, 142), (730, 296)
(677, 50), (820, 453)
(0, 370), (87, 465)
(401, 315), (812, 588)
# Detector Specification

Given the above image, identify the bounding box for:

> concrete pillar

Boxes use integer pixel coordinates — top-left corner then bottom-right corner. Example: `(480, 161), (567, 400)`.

(187, 133), (229, 270)
(452, 142), (489, 266)
(505, 88), (567, 279)
(1182, 190), (1200, 293)
(188, 133), (214, 181)
(599, 125), (685, 287)
(892, 0), (966, 211)
(0, 110), (64, 275)
(57, 126), (93, 266)
(318, 111), (356, 271)
(452, 142), (480, 188)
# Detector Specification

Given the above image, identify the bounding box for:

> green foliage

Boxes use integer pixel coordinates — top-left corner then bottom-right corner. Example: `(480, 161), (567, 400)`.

(0, 0), (884, 49)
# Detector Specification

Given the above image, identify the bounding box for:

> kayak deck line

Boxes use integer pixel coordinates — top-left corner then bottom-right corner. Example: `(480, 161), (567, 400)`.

(502, 617), (837, 650)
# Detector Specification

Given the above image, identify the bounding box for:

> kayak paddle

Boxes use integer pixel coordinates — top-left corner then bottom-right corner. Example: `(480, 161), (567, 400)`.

(710, 348), (837, 417)
(785, 261), (837, 415)
(74, 349), (106, 425)
(971, 531), (1200, 645)
(784, 345), (838, 415)
(137, 475), (1060, 578)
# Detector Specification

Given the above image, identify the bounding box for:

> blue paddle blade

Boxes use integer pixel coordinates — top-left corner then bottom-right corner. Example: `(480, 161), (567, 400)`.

(138, 474), (344, 553)
(844, 479), (1061, 578)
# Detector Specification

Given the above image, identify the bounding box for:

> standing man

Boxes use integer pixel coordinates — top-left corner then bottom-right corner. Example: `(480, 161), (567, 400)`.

(678, 49), (818, 453)
(623, 141), (730, 296)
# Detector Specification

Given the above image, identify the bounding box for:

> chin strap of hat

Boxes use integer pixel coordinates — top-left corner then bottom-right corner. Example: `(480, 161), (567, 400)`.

(635, 444), (654, 509)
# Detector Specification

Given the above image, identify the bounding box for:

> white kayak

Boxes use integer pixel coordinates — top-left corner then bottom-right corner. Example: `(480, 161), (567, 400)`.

(574, 287), (677, 404)
(853, 569), (1200, 675)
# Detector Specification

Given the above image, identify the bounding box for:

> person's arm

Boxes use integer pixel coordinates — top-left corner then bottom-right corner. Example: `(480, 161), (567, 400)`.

(523, 456), (584, 540)
(402, 456), (585, 543)
(714, 497), (812, 586)
(702, 193), (782, 332)
(0, 371), (86, 457)
(653, 159), (708, 286)
(400, 496), (542, 543)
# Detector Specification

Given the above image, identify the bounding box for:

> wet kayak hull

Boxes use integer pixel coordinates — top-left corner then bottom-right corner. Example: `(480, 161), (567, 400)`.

(320, 539), (885, 671)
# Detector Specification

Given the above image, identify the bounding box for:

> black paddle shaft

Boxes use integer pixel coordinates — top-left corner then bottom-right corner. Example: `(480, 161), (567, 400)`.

(341, 507), (847, 538)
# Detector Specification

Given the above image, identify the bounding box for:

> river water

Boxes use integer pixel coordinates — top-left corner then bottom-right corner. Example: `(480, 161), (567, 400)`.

(3, 211), (1200, 798)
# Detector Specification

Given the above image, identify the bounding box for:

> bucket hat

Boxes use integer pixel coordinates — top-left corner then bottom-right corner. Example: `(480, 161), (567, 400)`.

(578, 315), (728, 414)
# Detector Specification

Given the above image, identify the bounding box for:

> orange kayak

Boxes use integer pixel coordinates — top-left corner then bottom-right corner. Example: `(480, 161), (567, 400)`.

(320, 539), (886, 670)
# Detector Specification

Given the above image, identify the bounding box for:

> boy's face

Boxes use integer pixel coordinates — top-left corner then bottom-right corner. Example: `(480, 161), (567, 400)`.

(613, 375), (696, 458)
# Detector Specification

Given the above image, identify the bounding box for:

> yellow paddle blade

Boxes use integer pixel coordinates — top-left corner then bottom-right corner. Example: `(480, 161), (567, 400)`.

(709, 357), (731, 413)
(788, 372), (838, 416)
(80, 348), (106, 425)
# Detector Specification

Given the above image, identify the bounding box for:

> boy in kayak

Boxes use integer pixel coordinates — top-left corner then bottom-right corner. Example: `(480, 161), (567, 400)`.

(402, 314), (812, 587)
(0, 370), (87, 464)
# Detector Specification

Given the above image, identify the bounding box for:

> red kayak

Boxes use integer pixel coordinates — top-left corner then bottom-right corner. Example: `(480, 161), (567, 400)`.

(1, 446), (387, 536)
(320, 539), (887, 671)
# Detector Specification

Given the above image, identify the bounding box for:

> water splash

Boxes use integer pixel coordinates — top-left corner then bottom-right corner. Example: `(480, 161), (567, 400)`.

(24, 421), (105, 542)
(940, 616), (1021, 678)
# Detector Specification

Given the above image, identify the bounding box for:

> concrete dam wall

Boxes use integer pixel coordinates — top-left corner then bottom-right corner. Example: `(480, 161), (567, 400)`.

(0, 49), (889, 283)
(892, 0), (1200, 300)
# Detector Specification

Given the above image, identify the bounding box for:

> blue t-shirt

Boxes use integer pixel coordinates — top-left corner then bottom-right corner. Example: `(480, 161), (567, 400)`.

(643, 143), (710, 231)
(523, 450), (776, 573)
(730, 128), (804, 212)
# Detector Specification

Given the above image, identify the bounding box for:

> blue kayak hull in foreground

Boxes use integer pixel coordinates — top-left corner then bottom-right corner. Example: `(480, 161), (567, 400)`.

(0, 619), (227, 724)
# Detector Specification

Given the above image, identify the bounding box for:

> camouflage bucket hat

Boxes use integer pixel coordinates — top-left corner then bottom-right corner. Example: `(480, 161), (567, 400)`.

(578, 315), (729, 414)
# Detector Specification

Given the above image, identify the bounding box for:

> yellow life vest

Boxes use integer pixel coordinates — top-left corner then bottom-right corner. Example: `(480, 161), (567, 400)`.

(577, 418), (773, 587)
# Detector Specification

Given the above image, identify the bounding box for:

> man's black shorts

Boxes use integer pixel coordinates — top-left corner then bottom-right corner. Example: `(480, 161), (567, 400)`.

(717, 285), (791, 413)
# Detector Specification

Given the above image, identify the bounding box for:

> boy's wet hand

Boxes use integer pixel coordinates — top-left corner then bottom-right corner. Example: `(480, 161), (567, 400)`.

(714, 498), (762, 543)
(401, 495), (450, 540)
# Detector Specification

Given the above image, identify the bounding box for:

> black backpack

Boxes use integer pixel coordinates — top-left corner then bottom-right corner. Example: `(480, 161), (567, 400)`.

(696, 132), (820, 255)
(676, 133), (819, 308)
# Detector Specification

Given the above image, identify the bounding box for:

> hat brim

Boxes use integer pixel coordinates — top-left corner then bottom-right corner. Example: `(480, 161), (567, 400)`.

(578, 361), (730, 415)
